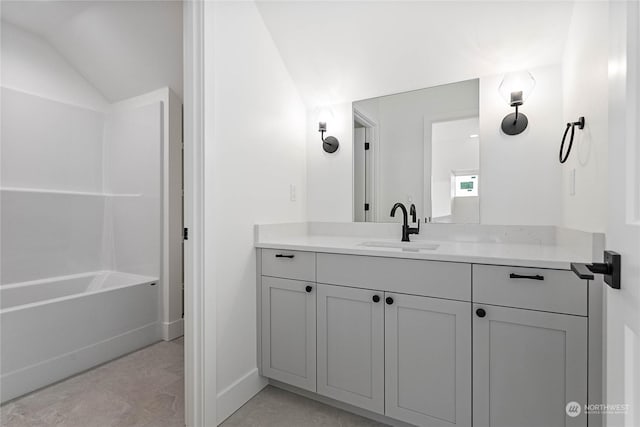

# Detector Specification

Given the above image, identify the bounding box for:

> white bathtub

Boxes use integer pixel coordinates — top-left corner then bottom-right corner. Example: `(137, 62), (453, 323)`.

(0, 271), (160, 403)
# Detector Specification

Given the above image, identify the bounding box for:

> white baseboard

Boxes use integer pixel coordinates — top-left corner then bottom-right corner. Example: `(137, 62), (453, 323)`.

(162, 318), (184, 341)
(216, 368), (267, 424)
(1, 322), (160, 403)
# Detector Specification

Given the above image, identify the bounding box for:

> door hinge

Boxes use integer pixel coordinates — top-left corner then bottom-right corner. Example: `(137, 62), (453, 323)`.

(364, 203), (370, 211)
(365, 142), (370, 150)
(183, 227), (189, 240)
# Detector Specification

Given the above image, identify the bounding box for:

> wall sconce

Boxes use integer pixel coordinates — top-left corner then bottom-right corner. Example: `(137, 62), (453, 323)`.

(319, 122), (339, 153)
(498, 71), (536, 135)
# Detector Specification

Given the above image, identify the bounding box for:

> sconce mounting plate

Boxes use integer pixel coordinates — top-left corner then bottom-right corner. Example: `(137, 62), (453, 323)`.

(323, 136), (339, 153)
(501, 112), (528, 135)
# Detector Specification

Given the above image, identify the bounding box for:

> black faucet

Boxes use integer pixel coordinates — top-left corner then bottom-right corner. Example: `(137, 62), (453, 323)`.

(390, 202), (420, 242)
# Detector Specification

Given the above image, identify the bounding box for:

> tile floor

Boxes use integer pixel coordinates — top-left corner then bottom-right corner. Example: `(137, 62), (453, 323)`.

(220, 386), (387, 427)
(1, 338), (185, 427)
(1, 338), (386, 427)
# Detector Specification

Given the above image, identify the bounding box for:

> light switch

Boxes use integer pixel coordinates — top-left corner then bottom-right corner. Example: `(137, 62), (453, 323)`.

(569, 169), (576, 196)
(290, 184), (297, 201)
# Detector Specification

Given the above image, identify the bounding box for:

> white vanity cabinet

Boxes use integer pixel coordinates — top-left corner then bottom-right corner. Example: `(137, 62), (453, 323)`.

(257, 249), (591, 427)
(385, 292), (472, 427)
(316, 284), (385, 413)
(472, 265), (588, 427)
(472, 304), (587, 427)
(260, 250), (317, 392)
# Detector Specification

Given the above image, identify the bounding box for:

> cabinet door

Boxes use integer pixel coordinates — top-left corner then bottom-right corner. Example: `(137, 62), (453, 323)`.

(473, 304), (587, 427)
(317, 284), (384, 413)
(261, 276), (316, 391)
(385, 293), (472, 427)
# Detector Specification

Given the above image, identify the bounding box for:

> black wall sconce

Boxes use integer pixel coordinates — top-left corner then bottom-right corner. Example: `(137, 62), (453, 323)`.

(319, 122), (339, 153)
(499, 71), (536, 136)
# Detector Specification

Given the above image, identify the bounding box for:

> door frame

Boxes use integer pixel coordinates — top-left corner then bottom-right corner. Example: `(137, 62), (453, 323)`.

(425, 110), (479, 223)
(353, 107), (378, 222)
(183, 1), (216, 426)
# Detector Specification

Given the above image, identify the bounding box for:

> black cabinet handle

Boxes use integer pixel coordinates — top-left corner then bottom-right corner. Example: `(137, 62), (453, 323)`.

(385, 296), (394, 305)
(305, 285), (312, 293)
(275, 254), (295, 259)
(509, 273), (544, 281)
(476, 308), (486, 318)
(372, 295), (380, 303)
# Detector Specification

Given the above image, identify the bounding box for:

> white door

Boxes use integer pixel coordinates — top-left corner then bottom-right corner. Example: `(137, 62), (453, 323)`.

(261, 277), (316, 392)
(473, 304), (587, 427)
(385, 293), (472, 427)
(606, 2), (640, 426)
(316, 284), (384, 413)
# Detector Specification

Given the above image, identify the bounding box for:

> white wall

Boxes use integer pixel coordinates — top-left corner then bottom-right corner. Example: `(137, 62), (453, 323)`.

(307, 102), (353, 222)
(0, 22), (108, 111)
(479, 64), (563, 225)
(560, 2), (609, 233)
(206, 1), (307, 422)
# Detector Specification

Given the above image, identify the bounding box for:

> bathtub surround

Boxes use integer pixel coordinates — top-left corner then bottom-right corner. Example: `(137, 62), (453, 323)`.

(108, 89), (185, 341)
(0, 87), (164, 403)
(0, 28), (183, 402)
(1, 18), (184, 339)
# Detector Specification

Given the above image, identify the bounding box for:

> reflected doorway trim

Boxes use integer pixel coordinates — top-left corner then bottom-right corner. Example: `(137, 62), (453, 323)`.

(353, 107), (378, 222)
(426, 110), (480, 224)
(184, 1), (215, 426)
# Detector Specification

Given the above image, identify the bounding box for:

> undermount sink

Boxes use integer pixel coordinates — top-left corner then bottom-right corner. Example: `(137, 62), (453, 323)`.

(359, 241), (440, 251)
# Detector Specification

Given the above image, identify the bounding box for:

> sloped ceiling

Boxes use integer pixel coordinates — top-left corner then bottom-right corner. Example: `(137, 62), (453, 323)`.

(1, 0), (183, 102)
(255, 1), (575, 108)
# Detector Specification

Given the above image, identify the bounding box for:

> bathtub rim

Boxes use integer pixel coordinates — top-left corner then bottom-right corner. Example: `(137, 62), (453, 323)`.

(0, 270), (158, 314)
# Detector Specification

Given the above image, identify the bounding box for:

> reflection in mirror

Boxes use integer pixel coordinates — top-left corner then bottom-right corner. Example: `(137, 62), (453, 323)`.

(353, 79), (479, 224)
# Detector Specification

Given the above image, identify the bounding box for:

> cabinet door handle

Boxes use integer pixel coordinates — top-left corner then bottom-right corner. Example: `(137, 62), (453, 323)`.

(305, 285), (312, 293)
(372, 295), (380, 303)
(476, 308), (486, 318)
(509, 273), (544, 281)
(385, 296), (394, 305)
(275, 254), (295, 259)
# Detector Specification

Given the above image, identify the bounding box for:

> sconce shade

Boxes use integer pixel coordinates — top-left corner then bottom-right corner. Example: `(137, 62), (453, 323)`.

(498, 71), (536, 106)
(499, 70), (535, 135)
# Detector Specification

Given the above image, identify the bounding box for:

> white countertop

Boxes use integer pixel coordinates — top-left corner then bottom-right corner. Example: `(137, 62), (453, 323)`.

(255, 223), (602, 270)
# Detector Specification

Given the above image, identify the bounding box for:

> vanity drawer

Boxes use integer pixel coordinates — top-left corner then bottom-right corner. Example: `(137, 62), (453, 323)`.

(261, 249), (316, 281)
(472, 265), (587, 316)
(317, 253), (471, 301)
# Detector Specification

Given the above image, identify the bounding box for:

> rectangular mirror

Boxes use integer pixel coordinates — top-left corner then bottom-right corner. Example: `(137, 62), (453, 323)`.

(353, 79), (479, 223)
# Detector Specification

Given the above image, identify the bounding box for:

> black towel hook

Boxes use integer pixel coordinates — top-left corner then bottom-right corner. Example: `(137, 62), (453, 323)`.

(559, 116), (585, 163)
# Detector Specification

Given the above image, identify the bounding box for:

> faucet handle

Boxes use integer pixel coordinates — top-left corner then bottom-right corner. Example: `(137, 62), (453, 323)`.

(408, 218), (420, 235)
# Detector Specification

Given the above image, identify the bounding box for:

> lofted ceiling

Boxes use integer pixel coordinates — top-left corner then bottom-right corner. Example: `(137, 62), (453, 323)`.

(1, 0), (183, 102)
(255, 1), (576, 109)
